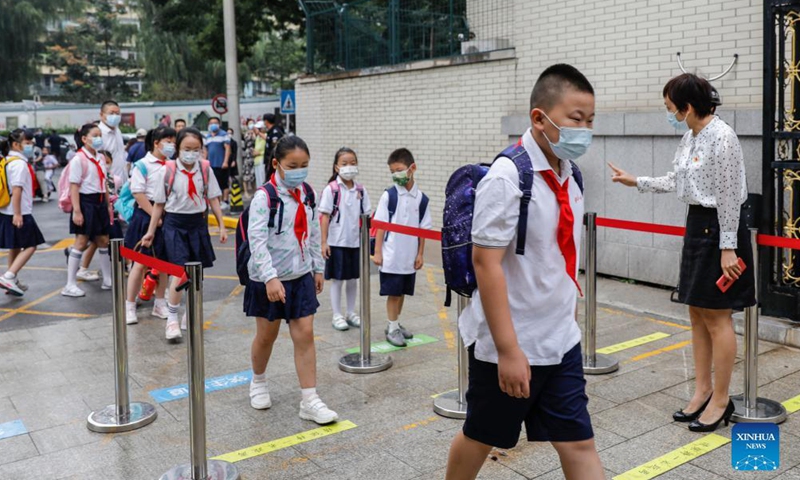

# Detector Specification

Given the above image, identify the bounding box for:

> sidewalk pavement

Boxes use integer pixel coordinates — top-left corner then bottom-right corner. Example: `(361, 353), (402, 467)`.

(0, 269), (799, 479)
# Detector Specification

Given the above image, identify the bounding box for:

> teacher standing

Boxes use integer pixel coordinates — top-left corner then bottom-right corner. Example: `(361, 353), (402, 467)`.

(609, 73), (755, 432)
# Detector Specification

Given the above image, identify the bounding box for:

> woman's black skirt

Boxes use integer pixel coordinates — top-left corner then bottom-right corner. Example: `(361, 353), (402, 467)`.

(678, 205), (756, 310)
(69, 193), (110, 240)
(0, 214), (45, 249)
(162, 212), (215, 269)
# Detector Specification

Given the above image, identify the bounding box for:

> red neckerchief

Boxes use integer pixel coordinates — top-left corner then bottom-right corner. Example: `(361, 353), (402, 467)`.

(539, 169), (582, 296)
(81, 148), (106, 201)
(182, 168), (200, 205)
(270, 173), (308, 259)
(10, 153), (39, 195)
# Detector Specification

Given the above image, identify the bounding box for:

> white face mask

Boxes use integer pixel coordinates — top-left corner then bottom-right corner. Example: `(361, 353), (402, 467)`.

(339, 165), (358, 181)
(180, 150), (200, 165)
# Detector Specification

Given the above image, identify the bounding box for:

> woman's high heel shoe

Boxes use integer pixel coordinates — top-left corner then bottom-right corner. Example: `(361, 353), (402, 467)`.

(688, 399), (735, 432)
(673, 395), (712, 422)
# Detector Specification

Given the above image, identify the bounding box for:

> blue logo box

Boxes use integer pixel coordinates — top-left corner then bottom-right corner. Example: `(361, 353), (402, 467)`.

(732, 423), (780, 471)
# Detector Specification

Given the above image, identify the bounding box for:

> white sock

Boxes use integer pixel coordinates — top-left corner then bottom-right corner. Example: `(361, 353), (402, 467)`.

(125, 300), (136, 310)
(67, 249), (83, 286)
(330, 280), (343, 316)
(98, 248), (111, 282)
(167, 302), (180, 322)
(301, 387), (317, 402)
(388, 320), (400, 332)
(252, 372), (267, 383)
(3, 271), (16, 280)
(345, 279), (358, 314)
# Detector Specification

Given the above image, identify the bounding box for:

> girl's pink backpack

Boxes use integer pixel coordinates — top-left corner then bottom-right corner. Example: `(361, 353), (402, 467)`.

(58, 151), (90, 213)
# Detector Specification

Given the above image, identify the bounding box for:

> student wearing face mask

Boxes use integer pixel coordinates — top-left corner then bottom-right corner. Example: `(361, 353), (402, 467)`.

(141, 127), (227, 341)
(98, 100), (127, 179)
(319, 147), (372, 331)
(609, 74), (752, 433)
(0, 129), (45, 296)
(123, 126), (176, 326)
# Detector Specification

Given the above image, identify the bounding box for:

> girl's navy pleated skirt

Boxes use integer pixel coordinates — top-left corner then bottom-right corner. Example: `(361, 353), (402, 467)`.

(0, 214), (45, 249)
(70, 193), (110, 240)
(678, 205), (756, 310)
(162, 212), (215, 269)
(243, 273), (319, 322)
(324, 246), (360, 280)
(124, 204), (164, 258)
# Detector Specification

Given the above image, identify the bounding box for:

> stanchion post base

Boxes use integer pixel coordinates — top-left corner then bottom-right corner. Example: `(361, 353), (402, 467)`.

(338, 353), (393, 374)
(159, 460), (240, 480)
(433, 391), (467, 419)
(87, 402), (158, 433)
(730, 395), (787, 424)
(582, 353), (619, 375)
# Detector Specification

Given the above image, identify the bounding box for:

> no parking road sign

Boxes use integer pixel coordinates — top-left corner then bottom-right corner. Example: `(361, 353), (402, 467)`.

(212, 94), (228, 115)
(280, 90), (296, 114)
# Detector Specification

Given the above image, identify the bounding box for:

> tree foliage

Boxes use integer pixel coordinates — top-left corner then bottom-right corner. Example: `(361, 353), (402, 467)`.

(244, 31), (305, 93)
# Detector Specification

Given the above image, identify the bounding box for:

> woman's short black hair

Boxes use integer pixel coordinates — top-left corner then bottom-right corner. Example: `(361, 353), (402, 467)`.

(663, 73), (715, 118)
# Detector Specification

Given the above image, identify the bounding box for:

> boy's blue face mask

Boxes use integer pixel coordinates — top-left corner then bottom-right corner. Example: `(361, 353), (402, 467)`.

(540, 111), (593, 161)
(667, 110), (687, 130)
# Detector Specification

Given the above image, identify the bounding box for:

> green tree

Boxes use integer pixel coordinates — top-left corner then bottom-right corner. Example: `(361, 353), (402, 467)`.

(245, 31), (305, 93)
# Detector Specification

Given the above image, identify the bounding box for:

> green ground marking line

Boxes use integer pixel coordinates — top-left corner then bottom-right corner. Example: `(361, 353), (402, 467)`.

(596, 332), (672, 355)
(345, 334), (439, 354)
(613, 433), (730, 480)
(211, 420), (357, 463)
(783, 394), (800, 414)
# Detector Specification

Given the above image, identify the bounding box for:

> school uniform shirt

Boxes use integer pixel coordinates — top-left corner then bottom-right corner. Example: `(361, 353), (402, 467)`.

(373, 183), (433, 275)
(636, 116), (747, 250)
(69, 149), (108, 195)
(99, 121), (127, 179)
(152, 161), (223, 214)
(459, 128), (584, 366)
(129, 153), (169, 201)
(318, 177), (373, 249)
(0, 150), (34, 216)
(247, 175), (324, 283)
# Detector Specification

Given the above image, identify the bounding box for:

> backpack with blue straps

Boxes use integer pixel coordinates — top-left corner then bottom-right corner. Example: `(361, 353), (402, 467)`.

(440, 142), (584, 306)
(114, 161), (149, 222)
(369, 186), (429, 255)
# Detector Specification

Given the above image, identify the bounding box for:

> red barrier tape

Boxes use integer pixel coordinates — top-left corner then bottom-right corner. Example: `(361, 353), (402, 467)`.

(120, 246), (188, 283)
(756, 234), (800, 251)
(371, 219), (442, 241)
(595, 217), (685, 237)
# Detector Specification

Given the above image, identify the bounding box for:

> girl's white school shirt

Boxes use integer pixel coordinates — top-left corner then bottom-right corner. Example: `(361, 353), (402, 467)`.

(152, 161), (222, 214)
(129, 152), (169, 201)
(318, 177), (372, 248)
(69, 148), (107, 194)
(0, 150), (34, 216)
(248, 175), (324, 283)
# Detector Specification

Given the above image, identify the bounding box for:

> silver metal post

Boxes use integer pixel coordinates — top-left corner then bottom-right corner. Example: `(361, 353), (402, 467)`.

(731, 229), (786, 424)
(582, 213), (619, 375)
(433, 296), (469, 419)
(87, 239), (157, 433)
(160, 263), (239, 480)
(222, 0), (243, 188)
(339, 214), (393, 373)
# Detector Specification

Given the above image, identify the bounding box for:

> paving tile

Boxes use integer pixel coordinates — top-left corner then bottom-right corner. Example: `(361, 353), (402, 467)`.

(0, 434), (39, 466)
(28, 420), (102, 455)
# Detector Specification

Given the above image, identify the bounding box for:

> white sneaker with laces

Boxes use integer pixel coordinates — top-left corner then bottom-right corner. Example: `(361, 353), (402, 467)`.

(345, 312), (361, 328)
(77, 268), (100, 282)
(126, 303), (138, 325)
(299, 395), (339, 425)
(181, 312), (187, 331)
(0, 277), (24, 297)
(101, 281), (112, 290)
(61, 284), (86, 297)
(249, 381), (272, 410)
(165, 320), (182, 340)
(152, 301), (169, 319)
(332, 314), (349, 331)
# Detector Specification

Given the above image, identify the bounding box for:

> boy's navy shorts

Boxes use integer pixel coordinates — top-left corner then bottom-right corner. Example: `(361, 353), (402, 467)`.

(379, 272), (416, 296)
(463, 343), (594, 449)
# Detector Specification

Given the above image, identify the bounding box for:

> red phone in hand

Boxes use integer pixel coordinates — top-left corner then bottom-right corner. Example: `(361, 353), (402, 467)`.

(716, 258), (746, 293)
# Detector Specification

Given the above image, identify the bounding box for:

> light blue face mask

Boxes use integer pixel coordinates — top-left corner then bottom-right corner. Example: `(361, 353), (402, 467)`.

(541, 112), (593, 160)
(209, 124), (220, 133)
(105, 114), (121, 128)
(22, 144), (33, 158)
(91, 136), (104, 150)
(281, 166), (308, 189)
(667, 110), (687, 130)
(160, 142), (176, 158)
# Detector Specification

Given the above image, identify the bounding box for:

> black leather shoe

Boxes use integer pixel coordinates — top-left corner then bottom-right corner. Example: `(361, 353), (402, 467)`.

(673, 395), (712, 422)
(688, 399), (735, 432)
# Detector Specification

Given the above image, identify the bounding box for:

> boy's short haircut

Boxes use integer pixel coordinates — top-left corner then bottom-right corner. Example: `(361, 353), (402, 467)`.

(387, 148), (415, 167)
(529, 64), (594, 111)
(175, 118), (186, 126)
(101, 100), (119, 112)
(208, 116), (221, 123)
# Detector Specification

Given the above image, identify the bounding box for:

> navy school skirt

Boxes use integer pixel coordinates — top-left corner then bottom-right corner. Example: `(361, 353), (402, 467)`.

(162, 212), (215, 269)
(0, 214), (45, 249)
(124, 204), (165, 258)
(243, 273), (319, 322)
(324, 246), (360, 280)
(70, 193), (110, 240)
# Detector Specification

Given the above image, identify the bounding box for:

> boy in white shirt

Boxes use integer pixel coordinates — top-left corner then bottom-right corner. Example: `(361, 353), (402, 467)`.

(372, 148), (432, 347)
(445, 64), (604, 480)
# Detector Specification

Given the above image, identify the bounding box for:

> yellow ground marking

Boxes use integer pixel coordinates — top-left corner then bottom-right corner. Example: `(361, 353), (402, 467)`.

(21, 266), (66, 272)
(43, 238), (75, 251)
(0, 288), (64, 323)
(216, 246), (235, 251)
(0, 308), (93, 318)
(425, 267), (455, 350)
(596, 332), (671, 355)
(613, 433), (729, 480)
(211, 421), (357, 463)
(600, 307), (692, 331)
(204, 284), (244, 329)
(625, 341), (693, 363)
(783, 393), (800, 414)
(401, 416), (439, 431)
(206, 275), (239, 281)
(207, 215), (239, 230)
(431, 389), (457, 399)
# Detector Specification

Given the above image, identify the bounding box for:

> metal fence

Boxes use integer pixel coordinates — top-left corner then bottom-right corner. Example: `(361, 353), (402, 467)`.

(299, 0), (512, 74)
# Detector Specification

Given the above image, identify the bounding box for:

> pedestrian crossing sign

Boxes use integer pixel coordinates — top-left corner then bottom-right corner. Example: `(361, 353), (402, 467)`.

(280, 90), (296, 114)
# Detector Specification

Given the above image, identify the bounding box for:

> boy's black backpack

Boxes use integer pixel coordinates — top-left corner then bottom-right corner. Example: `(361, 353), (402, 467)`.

(368, 186), (429, 255)
(235, 182), (316, 285)
(440, 142), (583, 306)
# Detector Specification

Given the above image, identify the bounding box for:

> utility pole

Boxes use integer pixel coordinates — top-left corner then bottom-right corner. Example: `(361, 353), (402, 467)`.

(222, 0), (243, 187)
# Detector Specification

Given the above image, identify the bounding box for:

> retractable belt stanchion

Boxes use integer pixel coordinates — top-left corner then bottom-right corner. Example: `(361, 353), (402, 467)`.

(87, 239), (158, 433)
(339, 214), (393, 373)
(433, 295), (469, 419)
(731, 229), (787, 424)
(582, 213), (619, 375)
(161, 262), (240, 480)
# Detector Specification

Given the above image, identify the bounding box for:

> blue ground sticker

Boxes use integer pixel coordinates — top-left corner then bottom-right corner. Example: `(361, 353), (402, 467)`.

(0, 420), (27, 440)
(732, 423), (780, 471)
(149, 370), (252, 403)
